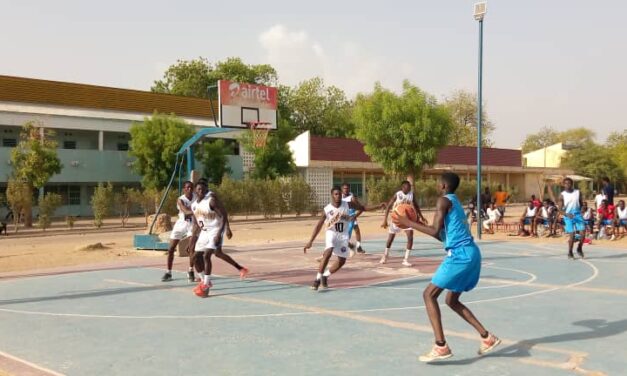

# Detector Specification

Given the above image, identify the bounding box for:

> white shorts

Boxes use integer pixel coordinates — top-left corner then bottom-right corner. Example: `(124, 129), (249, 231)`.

(170, 219), (192, 240)
(388, 223), (413, 234)
(325, 230), (350, 259)
(194, 228), (221, 251)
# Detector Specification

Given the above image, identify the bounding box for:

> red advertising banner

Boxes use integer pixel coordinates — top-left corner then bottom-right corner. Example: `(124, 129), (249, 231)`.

(218, 80), (278, 109)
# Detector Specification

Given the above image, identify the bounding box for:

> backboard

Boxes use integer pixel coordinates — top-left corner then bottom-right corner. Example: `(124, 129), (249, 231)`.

(218, 80), (278, 130)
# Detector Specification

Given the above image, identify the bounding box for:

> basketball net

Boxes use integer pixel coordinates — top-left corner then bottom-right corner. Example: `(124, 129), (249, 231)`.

(247, 121), (271, 148)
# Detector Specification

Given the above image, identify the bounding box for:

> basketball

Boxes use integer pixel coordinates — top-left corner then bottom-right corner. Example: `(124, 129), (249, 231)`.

(391, 203), (418, 229)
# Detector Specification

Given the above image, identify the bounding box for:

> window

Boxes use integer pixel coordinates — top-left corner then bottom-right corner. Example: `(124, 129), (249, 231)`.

(68, 186), (81, 205)
(63, 140), (77, 149)
(2, 138), (17, 147)
(117, 142), (129, 151)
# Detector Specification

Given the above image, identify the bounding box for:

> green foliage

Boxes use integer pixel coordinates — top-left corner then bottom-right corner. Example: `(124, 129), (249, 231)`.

(214, 176), (314, 218)
(353, 81), (452, 180)
(66, 216), (76, 229)
(240, 121), (297, 179)
(6, 178), (33, 233)
(365, 176), (401, 206)
(562, 143), (624, 190)
(521, 126), (596, 154)
(129, 187), (159, 226)
(197, 139), (232, 185)
(283, 77), (355, 137)
(151, 57), (278, 98)
(443, 90), (494, 147)
(606, 130), (627, 188)
(10, 121), (63, 189)
(128, 113), (195, 189)
(38, 193), (62, 231)
(160, 188), (180, 217)
(91, 183), (114, 228)
(114, 187), (134, 227)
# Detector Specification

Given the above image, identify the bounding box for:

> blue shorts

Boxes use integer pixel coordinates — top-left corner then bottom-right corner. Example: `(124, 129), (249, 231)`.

(601, 219), (614, 226)
(347, 209), (357, 237)
(563, 212), (585, 233)
(523, 217), (535, 225)
(619, 219), (627, 226)
(584, 219), (594, 227)
(432, 243), (481, 293)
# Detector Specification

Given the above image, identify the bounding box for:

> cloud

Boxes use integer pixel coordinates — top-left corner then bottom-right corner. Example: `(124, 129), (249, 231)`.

(259, 24), (415, 96)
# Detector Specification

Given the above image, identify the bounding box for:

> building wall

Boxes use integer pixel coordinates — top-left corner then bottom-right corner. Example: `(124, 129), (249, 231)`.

(305, 167), (333, 208)
(523, 143), (565, 168)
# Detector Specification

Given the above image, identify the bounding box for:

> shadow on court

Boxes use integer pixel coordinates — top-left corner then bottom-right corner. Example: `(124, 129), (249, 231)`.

(433, 319), (627, 366)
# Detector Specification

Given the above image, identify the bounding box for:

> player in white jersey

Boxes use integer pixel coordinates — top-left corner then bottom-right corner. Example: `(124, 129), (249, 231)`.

(161, 181), (195, 282)
(614, 200), (627, 239)
(558, 177), (585, 259)
(191, 180), (248, 298)
(380, 181), (427, 266)
(341, 184), (366, 254)
(304, 186), (366, 290)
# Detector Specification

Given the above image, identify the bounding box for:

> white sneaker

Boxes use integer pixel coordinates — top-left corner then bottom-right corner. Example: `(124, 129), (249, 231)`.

(478, 333), (501, 355)
(610, 234), (616, 241)
(349, 249), (356, 258)
(379, 255), (388, 264)
(402, 259), (412, 267)
(418, 344), (452, 362)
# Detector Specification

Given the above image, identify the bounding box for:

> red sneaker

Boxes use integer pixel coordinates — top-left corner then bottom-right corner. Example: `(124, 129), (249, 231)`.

(239, 267), (249, 280)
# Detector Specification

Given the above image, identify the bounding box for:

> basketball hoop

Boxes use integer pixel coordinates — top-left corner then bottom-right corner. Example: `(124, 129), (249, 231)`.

(247, 121), (271, 148)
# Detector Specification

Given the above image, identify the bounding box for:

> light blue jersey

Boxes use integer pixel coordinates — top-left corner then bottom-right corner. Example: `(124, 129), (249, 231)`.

(443, 194), (474, 250)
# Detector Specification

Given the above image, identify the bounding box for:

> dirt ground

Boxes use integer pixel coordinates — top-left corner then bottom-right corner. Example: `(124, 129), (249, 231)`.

(1, 203), (625, 274)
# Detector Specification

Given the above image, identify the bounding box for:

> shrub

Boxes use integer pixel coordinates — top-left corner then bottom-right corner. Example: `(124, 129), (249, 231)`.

(114, 188), (134, 227)
(38, 193), (62, 230)
(6, 178), (32, 233)
(91, 182), (114, 228)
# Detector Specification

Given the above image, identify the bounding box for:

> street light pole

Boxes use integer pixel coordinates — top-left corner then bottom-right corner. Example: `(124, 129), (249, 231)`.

(474, 2), (486, 239)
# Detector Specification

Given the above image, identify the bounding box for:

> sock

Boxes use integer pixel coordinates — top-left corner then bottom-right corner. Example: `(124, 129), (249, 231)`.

(188, 267), (193, 272)
(436, 340), (446, 347)
(167, 269), (172, 274)
(383, 248), (390, 257)
(323, 269), (331, 277)
(316, 272), (322, 280)
(404, 249), (411, 260)
(356, 241), (361, 248)
(203, 274), (211, 285)
(481, 331), (489, 339)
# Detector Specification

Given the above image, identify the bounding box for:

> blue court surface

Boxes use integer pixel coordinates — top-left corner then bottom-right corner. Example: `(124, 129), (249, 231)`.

(0, 238), (625, 375)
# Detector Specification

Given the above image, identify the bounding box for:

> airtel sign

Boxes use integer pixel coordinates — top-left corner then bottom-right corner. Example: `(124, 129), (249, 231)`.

(218, 80), (278, 109)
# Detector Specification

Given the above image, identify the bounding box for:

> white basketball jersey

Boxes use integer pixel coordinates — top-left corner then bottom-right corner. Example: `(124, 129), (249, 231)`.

(192, 195), (222, 230)
(177, 194), (194, 221)
(324, 201), (350, 234)
(618, 206), (627, 220)
(526, 206), (537, 217)
(393, 190), (414, 208)
(342, 192), (354, 203)
(582, 207), (593, 220)
(560, 189), (581, 214)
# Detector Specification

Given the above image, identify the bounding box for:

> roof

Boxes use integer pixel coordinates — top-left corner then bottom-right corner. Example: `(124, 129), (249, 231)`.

(0, 75), (218, 119)
(309, 136), (522, 167)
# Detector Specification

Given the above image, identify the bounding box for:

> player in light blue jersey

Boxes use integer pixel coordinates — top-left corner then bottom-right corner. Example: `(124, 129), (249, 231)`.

(394, 172), (500, 362)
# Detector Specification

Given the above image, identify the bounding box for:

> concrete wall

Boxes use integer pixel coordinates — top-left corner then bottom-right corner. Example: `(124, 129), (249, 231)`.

(523, 143), (566, 168)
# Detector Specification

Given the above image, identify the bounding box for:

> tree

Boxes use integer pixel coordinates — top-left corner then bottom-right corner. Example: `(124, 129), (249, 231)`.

(91, 182), (114, 228)
(284, 77), (355, 137)
(353, 81), (453, 183)
(521, 126), (561, 154)
(38, 193), (62, 231)
(240, 121), (296, 179)
(521, 127), (596, 154)
(197, 139), (232, 185)
(10, 121), (62, 227)
(114, 188), (134, 227)
(605, 130), (627, 189)
(151, 57), (278, 98)
(443, 90), (495, 147)
(128, 112), (195, 189)
(6, 178), (32, 233)
(562, 143), (624, 189)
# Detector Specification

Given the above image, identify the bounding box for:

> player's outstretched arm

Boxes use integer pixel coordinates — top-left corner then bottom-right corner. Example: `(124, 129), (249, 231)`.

(304, 212), (326, 253)
(381, 195), (396, 228)
(394, 196), (449, 241)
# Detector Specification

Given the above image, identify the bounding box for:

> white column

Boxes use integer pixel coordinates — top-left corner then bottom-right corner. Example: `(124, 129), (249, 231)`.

(98, 131), (104, 151)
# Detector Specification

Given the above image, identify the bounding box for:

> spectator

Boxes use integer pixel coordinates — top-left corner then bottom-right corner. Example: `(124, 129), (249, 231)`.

(519, 201), (539, 237)
(539, 199), (558, 237)
(531, 194), (542, 209)
(581, 201), (595, 237)
(593, 190), (606, 211)
(602, 177), (615, 206)
(493, 185), (509, 222)
(597, 200), (615, 240)
(614, 200), (627, 239)
(483, 202), (501, 234)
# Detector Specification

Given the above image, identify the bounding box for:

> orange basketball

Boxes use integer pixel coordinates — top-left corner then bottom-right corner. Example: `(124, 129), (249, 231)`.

(391, 203), (418, 229)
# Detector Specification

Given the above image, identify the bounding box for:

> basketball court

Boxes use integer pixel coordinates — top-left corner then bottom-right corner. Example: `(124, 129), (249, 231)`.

(0, 236), (625, 375)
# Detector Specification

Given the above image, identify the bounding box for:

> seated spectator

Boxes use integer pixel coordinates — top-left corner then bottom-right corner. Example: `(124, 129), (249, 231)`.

(539, 199), (558, 237)
(581, 201), (595, 236)
(531, 194), (542, 209)
(593, 190), (606, 212)
(614, 200), (627, 239)
(597, 200), (615, 240)
(483, 202), (501, 234)
(519, 201), (540, 236)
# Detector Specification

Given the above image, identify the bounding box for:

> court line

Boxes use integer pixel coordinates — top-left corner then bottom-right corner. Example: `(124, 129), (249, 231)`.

(0, 350), (65, 376)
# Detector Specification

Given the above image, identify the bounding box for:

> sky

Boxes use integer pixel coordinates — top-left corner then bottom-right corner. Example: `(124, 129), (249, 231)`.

(1, 0), (626, 148)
